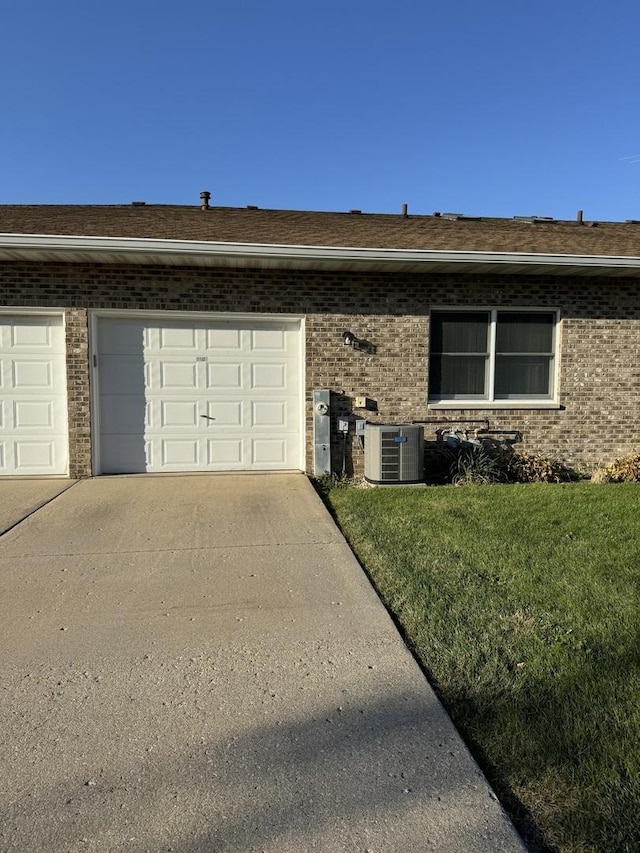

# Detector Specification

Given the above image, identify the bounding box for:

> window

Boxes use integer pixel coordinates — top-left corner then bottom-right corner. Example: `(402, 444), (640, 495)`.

(428, 309), (558, 403)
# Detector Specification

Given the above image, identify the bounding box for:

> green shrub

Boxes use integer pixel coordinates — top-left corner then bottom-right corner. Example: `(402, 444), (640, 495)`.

(449, 444), (508, 485)
(424, 445), (458, 485)
(426, 440), (575, 486)
(311, 473), (353, 496)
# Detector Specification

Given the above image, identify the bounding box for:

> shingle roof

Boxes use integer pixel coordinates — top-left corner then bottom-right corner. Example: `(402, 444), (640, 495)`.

(1, 204), (640, 257)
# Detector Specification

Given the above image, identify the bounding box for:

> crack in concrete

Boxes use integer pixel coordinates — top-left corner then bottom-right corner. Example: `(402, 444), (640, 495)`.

(0, 481), (79, 539)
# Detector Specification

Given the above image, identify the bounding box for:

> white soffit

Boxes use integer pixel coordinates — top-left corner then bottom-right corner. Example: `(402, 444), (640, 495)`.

(1, 233), (640, 277)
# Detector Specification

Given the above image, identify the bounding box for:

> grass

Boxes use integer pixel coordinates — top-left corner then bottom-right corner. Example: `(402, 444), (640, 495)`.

(325, 482), (640, 853)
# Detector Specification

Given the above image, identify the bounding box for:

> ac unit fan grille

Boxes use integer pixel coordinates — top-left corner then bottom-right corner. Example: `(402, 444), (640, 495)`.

(380, 430), (401, 480)
(364, 424), (424, 484)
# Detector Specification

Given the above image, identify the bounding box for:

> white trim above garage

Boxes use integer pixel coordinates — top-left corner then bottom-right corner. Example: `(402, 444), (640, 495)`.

(90, 311), (305, 475)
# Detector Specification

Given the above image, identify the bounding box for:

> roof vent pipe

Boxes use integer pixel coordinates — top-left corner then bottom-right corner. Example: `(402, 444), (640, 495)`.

(401, 203), (408, 218)
(200, 190), (211, 210)
(577, 209), (584, 224)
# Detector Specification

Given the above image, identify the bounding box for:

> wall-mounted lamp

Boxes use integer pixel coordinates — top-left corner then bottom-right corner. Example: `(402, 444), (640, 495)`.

(342, 330), (377, 354)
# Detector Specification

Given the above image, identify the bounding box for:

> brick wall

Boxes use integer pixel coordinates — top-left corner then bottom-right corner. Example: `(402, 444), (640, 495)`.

(64, 308), (91, 478)
(1, 261), (638, 477)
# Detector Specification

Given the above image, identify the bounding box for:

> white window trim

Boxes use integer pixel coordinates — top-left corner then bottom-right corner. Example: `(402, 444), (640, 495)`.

(428, 307), (561, 410)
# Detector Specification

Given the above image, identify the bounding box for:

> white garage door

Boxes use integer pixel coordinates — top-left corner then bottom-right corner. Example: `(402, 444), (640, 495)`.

(0, 314), (68, 475)
(95, 315), (303, 474)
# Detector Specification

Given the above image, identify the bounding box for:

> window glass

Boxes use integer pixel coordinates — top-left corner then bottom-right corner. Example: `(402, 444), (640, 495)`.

(494, 356), (552, 397)
(429, 312), (489, 397)
(495, 312), (554, 354)
(431, 355), (488, 396)
(432, 311), (489, 353)
(429, 309), (557, 402)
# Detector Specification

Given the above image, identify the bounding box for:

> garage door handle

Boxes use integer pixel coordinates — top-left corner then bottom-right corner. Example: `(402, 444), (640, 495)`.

(200, 414), (216, 420)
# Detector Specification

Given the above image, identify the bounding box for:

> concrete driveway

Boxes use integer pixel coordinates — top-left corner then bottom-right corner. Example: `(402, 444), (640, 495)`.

(0, 475), (525, 853)
(0, 478), (75, 536)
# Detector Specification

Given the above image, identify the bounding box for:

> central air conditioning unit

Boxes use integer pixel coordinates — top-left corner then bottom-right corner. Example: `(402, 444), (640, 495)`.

(364, 424), (424, 485)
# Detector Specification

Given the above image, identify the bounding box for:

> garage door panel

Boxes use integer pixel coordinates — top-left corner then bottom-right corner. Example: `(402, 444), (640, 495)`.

(100, 395), (148, 433)
(159, 361), (198, 390)
(13, 399), (59, 430)
(160, 400), (199, 428)
(205, 362), (243, 390)
(158, 326), (198, 351)
(205, 328), (242, 350)
(144, 360), (202, 394)
(207, 438), (243, 466)
(251, 400), (286, 427)
(99, 355), (145, 395)
(0, 396), (63, 434)
(101, 433), (149, 474)
(0, 439), (58, 473)
(100, 319), (146, 354)
(251, 400), (293, 429)
(250, 328), (289, 351)
(10, 318), (62, 350)
(251, 362), (287, 390)
(160, 439), (199, 467)
(204, 400), (243, 427)
(11, 359), (55, 390)
(0, 315), (68, 476)
(97, 316), (301, 474)
(252, 438), (288, 466)
(14, 440), (57, 472)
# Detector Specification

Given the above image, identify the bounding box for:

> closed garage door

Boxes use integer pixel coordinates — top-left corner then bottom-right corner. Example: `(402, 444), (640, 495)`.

(95, 315), (303, 474)
(0, 314), (68, 475)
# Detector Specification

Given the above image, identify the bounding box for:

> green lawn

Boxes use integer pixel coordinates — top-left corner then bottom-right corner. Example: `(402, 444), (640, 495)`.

(326, 482), (640, 853)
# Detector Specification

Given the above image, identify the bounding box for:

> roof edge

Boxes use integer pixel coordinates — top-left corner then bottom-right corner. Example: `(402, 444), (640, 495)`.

(1, 232), (640, 273)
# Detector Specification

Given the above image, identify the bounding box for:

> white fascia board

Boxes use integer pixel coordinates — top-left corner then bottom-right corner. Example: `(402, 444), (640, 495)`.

(2, 232), (640, 272)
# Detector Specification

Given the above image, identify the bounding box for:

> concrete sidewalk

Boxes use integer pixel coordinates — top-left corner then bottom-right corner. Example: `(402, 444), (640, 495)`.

(0, 474), (526, 853)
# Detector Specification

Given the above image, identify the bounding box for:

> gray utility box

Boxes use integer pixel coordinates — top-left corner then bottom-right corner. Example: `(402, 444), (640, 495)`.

(364, 424), (425, 485)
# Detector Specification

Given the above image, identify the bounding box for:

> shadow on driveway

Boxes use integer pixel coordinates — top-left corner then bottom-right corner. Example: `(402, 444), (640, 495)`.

(0, 475), (525, 852)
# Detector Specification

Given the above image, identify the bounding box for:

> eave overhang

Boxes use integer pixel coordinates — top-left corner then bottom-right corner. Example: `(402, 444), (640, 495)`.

(1, 233), (640, 277)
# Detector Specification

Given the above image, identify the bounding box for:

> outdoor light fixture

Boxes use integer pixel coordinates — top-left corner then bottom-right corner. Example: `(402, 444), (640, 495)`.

(342, 330), (376, 354)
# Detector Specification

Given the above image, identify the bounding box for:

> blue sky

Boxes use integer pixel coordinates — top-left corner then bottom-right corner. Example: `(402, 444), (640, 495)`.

(2, 1), (639, 220)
